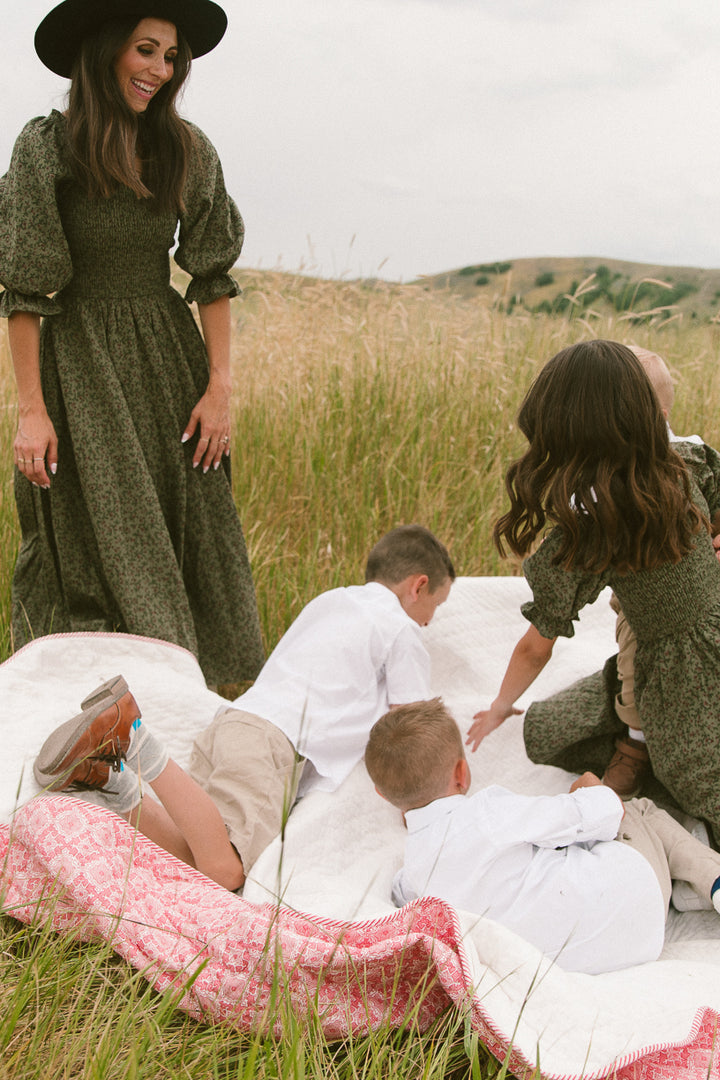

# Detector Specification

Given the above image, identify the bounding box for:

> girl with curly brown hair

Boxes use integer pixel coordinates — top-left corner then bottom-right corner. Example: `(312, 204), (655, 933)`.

(468, 339), (720, 846)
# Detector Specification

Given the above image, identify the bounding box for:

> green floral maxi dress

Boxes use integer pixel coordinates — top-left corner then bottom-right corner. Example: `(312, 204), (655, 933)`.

(0, 112), (264, 686)
(521, 440), (720, 844)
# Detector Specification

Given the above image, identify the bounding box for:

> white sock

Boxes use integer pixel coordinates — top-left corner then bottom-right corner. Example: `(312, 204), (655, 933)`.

(80, 762), (143, 816)
(628, 728), (646, 743)
(125, 719), (169, 783)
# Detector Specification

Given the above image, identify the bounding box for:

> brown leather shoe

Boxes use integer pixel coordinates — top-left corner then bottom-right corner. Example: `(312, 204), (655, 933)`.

(602, 734), (650, 799)
(55, 757), (116, 792)
(34, 683), (141, 792)
(80, 674), (128, 712)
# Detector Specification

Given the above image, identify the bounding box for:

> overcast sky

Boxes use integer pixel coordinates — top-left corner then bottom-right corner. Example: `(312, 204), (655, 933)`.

(3, 0), (720, 281)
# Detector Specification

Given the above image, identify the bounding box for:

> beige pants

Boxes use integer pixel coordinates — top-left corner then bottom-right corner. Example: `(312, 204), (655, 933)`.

(610, 592), (641, 729)
(618, 798), (720, 911)
(189, 707), (304, 873)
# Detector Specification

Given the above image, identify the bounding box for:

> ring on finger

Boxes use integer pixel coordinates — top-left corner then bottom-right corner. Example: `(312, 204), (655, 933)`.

(222, 436), (230, 444)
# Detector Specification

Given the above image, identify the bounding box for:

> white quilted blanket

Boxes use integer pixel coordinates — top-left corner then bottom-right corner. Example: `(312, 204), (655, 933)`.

(245, 577), (720, 1076)
(1, 578), (720, 1079)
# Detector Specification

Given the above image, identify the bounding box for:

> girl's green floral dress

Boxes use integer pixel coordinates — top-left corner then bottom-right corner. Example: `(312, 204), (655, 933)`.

(0, 111), (264, 686)
(521, 440), (720, 843)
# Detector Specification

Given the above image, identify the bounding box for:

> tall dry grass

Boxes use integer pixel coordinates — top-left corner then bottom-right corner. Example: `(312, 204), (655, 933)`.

(2, 272), (720, 652)
(226, 271), (720, 647)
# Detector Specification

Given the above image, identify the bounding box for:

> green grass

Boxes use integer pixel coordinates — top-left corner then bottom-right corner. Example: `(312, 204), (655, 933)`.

(0, 909), (507, 1079)
(1, 272), (720, 1076)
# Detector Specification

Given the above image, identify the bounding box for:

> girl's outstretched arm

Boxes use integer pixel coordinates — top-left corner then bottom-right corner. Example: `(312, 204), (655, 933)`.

(466, 625), (556, 751)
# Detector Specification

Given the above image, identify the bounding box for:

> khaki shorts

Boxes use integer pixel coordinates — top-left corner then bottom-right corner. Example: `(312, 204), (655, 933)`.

(188, 707), (304, 873)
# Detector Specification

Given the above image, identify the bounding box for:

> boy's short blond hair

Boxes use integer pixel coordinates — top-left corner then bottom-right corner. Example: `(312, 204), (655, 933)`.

(630, 346), (674, 415)
(365, 698), (464, 811)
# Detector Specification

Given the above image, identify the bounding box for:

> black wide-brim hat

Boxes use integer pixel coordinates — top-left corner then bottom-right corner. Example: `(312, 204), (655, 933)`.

(35, 0), (228, 77)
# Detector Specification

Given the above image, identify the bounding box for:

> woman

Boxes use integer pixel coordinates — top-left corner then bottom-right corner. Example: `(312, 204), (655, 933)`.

(0, 0), (264, 686)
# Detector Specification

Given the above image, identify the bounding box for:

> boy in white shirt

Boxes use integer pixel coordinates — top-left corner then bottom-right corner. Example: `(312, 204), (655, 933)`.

(34, 526), (454, 891)
(364, 697), (720, 975)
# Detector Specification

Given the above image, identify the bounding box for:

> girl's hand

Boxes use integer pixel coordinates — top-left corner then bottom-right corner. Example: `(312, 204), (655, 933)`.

(466, 702), (522, 752)
(182, 380), (232, 473)
(14, 407), (58, 489)
(466, 627), (556, 753)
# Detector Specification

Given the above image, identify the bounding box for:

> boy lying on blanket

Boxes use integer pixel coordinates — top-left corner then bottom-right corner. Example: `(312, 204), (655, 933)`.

(364, 698), (720, 975)
(33, 526), (454, 891)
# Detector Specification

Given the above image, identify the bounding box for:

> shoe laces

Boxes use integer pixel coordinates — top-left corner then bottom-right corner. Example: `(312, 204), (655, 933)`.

(65, 737), (127, 792)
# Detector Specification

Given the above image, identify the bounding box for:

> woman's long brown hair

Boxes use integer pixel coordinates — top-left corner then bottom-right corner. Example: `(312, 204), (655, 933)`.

(494, 340), (706, 574)
(64, 16), (194, 213)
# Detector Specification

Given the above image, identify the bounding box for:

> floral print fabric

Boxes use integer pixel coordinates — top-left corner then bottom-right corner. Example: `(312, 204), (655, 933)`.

(0, 112), (263, 684)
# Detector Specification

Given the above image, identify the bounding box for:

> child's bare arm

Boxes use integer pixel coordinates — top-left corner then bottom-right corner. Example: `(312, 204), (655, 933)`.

(466, 625), (556, 751)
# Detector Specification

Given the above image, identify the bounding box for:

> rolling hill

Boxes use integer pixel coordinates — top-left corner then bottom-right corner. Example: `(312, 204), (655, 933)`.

(414, 256), (720, 322)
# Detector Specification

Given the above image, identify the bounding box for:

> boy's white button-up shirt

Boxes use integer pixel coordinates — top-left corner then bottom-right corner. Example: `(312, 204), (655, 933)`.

(393, 785), (665, 974)
(233, 582), (431, 793)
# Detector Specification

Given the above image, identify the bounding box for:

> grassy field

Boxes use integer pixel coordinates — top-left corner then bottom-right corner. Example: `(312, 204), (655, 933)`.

(1, 273), (720, 1077)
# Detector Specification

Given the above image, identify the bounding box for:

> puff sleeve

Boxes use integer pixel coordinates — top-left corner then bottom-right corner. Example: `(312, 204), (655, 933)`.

(521, 529), (609, 639)
(175, 123), (243, 306)
(0, 113), (73, 318)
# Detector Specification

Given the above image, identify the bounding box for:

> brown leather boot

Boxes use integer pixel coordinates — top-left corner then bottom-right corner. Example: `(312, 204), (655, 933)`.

(602, 734), (650, 799)
(34, 683), (140, 792)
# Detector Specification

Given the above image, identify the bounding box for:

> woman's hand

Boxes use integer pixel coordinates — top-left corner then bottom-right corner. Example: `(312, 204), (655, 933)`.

(185, 295), (234, 473)
(182, 378), (232, 473)
(466, 701), (522, 752)
(8, 312), (57, 488)
(14, 405), (58, 489)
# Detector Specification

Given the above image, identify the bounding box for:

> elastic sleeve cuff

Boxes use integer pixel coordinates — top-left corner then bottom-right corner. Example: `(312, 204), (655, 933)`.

(0, 289), (63, 318)
(520, 598), (574, 640)
(184, 274), (240, 306)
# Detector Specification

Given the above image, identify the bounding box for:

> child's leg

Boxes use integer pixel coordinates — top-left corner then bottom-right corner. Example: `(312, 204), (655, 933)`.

(619, 798), (720, 911)
(128, 759), (245, 891)
(639, 801), (720, 902)
(615, 798), (672, 910)
(121, 718), (245, 890)
(34, 686), (245, 891)
(611, 595), (642, 732)
(603, 596), (650, 798)
(125, 792), (193, 866)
